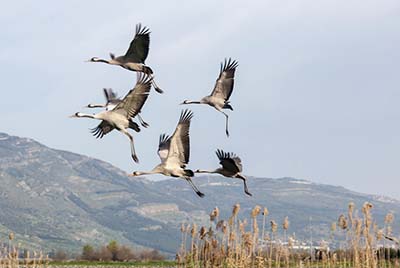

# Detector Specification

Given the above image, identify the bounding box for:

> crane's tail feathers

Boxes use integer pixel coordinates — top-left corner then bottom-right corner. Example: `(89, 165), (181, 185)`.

(184, 169), (194, 177)
(129, 121), (141, 132)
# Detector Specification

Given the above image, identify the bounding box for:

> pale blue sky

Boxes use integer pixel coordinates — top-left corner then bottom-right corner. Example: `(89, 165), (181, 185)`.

(1, 1), (400, 198)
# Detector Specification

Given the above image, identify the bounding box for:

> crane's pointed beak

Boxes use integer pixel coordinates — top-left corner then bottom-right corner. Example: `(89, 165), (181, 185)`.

(69, 113), (78, 118)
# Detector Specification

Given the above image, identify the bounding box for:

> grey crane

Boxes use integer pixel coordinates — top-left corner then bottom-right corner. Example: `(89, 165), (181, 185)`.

(129, 109), (204, 197)
(181, 58), (238, 137)
(195, 149), (252, 196)
(86, 88), (149, 128)
(70, 74), (153, 163)
(87, 23), (163, 93)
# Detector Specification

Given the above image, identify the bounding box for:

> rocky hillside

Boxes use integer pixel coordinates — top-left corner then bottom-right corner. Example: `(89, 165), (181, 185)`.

(0, 132), (399, 255)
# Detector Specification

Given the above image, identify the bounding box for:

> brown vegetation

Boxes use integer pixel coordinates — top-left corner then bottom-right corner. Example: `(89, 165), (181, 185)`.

(177, 202), (400, 268)
(80, 240), (165, 262)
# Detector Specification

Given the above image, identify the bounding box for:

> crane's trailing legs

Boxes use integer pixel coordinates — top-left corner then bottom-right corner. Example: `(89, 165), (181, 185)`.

(121, 129), (139, 163)
(221, 111), (230, 137)
(236, 174), (252, 196)
(185, 177), (205, 198)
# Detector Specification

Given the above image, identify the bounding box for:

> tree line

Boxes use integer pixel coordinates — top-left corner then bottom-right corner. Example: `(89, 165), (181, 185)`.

(53, 240), (165, 262)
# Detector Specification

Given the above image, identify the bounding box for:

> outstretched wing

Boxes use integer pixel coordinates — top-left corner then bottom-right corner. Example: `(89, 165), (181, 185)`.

(157, 133), (170, 163)
(210, 58), (238, 101)
(103, 88), (121, 110)
(216, 149), (242, 173)
(91, 121), (114, 139)
(165, 110), (193, 168)
(112, 73), (152, 118)
(103, 88), (118, 103)
(124, 23), (150, 63)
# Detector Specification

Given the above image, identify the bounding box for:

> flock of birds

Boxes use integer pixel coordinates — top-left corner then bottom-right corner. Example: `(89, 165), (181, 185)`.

(71, 24), (252, 198)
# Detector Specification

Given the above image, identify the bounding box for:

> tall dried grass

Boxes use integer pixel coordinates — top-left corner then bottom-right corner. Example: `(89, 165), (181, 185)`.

(177, 202), (400, 268)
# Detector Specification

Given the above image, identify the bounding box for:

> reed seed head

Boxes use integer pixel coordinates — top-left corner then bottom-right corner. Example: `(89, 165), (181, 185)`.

(210, 207), (219, 221)
(263, 207), (269, 216)
(385, 212), (394, 224)
(251, 205), (261, 218)
(270, 220), (278, 233)
(376, 228), (384, 240)
(191, 223), (197, 238)
(199, 226), (207, 239)
(283, 216), (289, 230)
(232, 203), (240, 218)
(338, 214), (348, 230)
(362, 202), (373, 214)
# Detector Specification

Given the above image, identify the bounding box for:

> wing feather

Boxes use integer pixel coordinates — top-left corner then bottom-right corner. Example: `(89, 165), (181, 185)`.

(216, 149), (242, 173)
(165, 110), (193, 167)
(103, 88), (118, 103)
(210, 58), (238, 101)
(103, 88), (121, 110)
(157, 133), (170, 163)
(124, 23), (150, 63)
(90, 121), (114, 139)
(113, 73), (152, 118)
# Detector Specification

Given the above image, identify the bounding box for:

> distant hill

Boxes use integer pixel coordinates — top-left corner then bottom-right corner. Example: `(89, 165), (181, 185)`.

(0, 132), (399, 255)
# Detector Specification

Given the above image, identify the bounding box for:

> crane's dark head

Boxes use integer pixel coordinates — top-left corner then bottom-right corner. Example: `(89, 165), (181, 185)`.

(87, 57), (100, 62)
(130, 171), (141, 177)
(180, 100), (190, 105)
(86, 104), (96, 108)
(69, 112), (80, 118)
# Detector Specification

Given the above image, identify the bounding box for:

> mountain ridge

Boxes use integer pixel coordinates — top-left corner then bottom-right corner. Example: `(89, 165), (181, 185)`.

(0, 132), (399, 255)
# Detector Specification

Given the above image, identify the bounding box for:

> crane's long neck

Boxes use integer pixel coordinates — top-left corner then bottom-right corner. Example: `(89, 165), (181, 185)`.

(94, 58), (110, 64)
(133, 169), (162, 176)
(88, 103), (106, 108)
(74, 112), (96, 119)
(195, 169), (220, 174)
(183, 100), (202, 105)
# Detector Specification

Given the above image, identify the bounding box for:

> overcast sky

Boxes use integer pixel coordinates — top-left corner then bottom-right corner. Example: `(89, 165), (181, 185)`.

(1, 1), (399, 198)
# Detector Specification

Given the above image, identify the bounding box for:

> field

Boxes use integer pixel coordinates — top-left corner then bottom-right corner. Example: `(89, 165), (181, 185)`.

(1, 202), (399, 268)
(176, 202), (400, 268)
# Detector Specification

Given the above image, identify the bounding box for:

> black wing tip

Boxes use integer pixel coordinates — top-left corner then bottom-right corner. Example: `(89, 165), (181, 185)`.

(90, 127), (104, 139)
(179, 109), (194, 123)
(215, 149), (225, 160)
(159, 133), (170, 145)
(216, 149), (238, 160)
(220, 58), (239, 73)
(103, 88), (117, 101)
(136, 72), (153, 86)
(135, 23), (151, 36)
